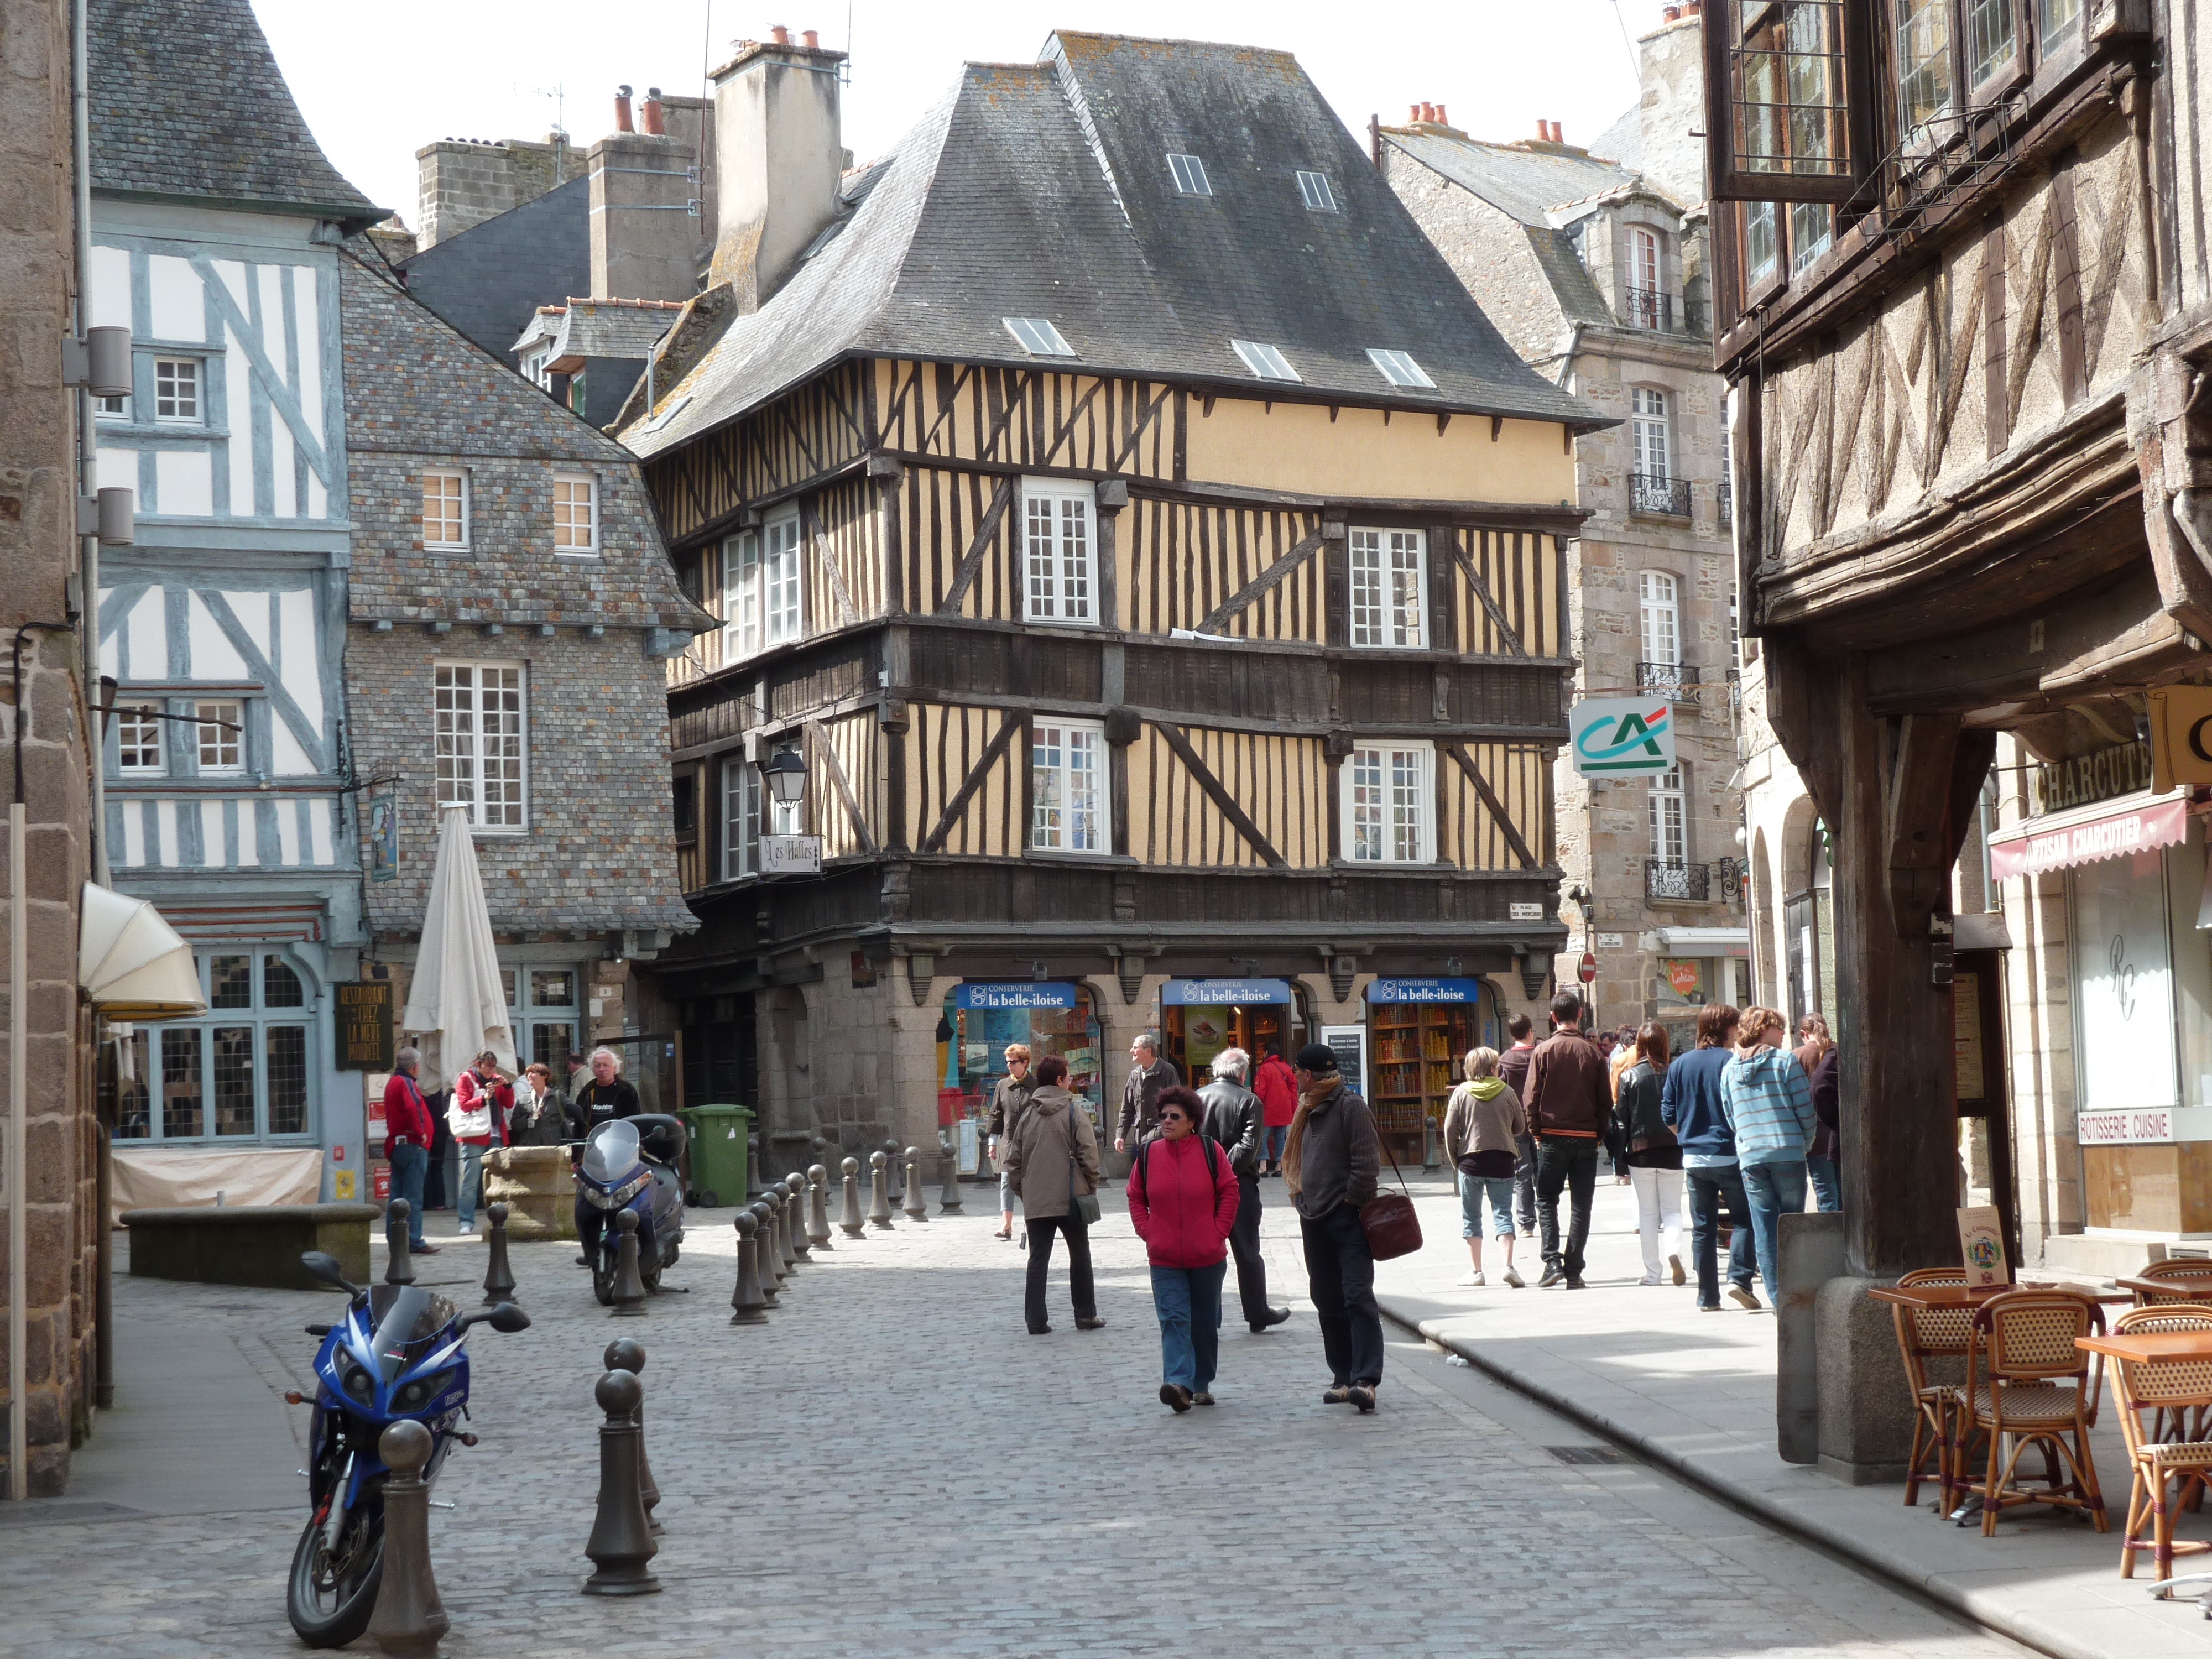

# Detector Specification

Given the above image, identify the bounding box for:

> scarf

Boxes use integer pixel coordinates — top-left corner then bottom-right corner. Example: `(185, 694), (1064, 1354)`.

(1282, 1077), (1342, 1199)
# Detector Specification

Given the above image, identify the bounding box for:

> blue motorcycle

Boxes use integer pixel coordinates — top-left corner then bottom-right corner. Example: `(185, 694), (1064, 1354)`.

(573, 1115), (687, 1304)
(285, 1249), (529, 1647)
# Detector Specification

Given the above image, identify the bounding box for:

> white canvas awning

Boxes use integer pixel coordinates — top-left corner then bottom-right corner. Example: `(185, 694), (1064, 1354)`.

(1654, 927), (1752, 956)
(79, 884), (207, 1019)
(399, 805), (515, 1090)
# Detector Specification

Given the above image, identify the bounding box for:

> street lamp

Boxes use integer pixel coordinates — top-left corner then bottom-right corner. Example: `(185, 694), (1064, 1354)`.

(759, 744), (807, 807)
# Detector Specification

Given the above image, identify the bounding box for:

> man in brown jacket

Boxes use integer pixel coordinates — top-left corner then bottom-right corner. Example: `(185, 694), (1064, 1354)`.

(1524, 992), (1611, 1289)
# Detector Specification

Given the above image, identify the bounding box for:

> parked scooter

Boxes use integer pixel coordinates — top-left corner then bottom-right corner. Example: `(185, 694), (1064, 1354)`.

(572, 1114), (687, 1303)
(285, 1249), (529, 1648)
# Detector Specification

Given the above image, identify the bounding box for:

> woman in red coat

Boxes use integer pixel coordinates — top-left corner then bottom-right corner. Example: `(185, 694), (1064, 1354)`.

(1254, 1047), (1298, 1177)
(1126, 1085), (1240, 1411)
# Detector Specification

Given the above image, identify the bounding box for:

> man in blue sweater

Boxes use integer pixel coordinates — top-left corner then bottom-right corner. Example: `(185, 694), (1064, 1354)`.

(1661, 1004), (1760, 1310)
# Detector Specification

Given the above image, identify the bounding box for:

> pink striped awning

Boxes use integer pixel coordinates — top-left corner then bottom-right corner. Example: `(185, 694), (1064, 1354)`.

(1987, 795), (2189, 881)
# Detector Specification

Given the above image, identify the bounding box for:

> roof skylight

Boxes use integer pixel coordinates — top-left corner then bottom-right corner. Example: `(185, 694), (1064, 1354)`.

(1367, 349), (1436, 389)
(1296, 170), (1338, 212)
(1004, 317), (1074, 357)
(1167, 153), (1212, 196)
(1231, 339), (1301, 382)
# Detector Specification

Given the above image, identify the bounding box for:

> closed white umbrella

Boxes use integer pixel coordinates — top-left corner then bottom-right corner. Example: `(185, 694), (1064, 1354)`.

(400, 805), (515, 1091)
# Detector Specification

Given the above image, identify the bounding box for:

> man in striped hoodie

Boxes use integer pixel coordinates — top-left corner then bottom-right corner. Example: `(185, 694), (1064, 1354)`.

(1718, 1007), (1815, 1307)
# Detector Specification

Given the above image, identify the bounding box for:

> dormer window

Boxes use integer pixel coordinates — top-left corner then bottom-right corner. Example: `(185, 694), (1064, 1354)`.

(1366, 349), (1434, 389)
(1167, 153), (1212, 196)
(1230, 339), (1300, 382)
(1296, 170), (1337, 211)
(1003, 317), (1074, 357)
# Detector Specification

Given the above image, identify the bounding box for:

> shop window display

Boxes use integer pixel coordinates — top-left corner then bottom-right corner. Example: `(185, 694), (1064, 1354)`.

(938, 983), (1105, 1153)
(1160, 978), (1309, 1089)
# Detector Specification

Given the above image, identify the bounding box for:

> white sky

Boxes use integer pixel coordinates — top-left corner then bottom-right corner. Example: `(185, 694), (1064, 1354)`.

(253, 0), (1681, 227)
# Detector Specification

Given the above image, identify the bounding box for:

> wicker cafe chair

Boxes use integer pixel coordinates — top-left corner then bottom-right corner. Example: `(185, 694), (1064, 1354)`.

(1965, 1289), (2109, 1536)
(2134, 1259), (2212, 1308)
(1889, 1267), (1974, 1510)
(2111, 1305), (2212, 1580)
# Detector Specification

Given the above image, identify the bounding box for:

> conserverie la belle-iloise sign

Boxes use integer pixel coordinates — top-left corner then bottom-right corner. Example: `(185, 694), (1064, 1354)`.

(1568, 697), (1676, 777)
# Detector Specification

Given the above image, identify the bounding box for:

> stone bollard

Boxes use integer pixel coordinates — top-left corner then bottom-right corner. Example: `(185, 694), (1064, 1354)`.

(602, 1338), (660, 1535)
(729, 1211), (769, 1324)
(481, 1202), (518, 1306)
(867, 1151), (895, 1229)
(838, 1156), (865, 1237)
(806, 1164), (834, 1250)
(761, 1188), (789, 1282)
(940, 1142), (963, 1214)
(383, 1199), (416, 1287)
(903, 1148), (930, 1222)
(367, 1418), (448, 1652)
(609, 1209), (648, 1317)
(785, 1174), (812, 1260)
(1422, 1112), (1441, 1173)
(883, 1139), (903, 1203)
(751, 1202), (782, 1302)
(745, 1132), (766, 1202)
(776, 1181), (800, 1271)
(580, 1369), (660, 1595)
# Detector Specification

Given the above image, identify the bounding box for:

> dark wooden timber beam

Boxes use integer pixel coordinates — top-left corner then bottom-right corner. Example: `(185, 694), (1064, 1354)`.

(1194, 530), (1324, 635)
(1444, 536), (1529, 658)
(1445, 742), (1538, 869)
(805, 717), (878, 857)
(919, 714), (1020, 854)
(1882, 712), (1964, 940)
(936, 477), (1016, 617)
(1152, 723), (1290, 869)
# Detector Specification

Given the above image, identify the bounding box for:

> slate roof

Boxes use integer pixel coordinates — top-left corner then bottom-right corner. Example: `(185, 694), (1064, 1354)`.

(553, 301), (680, 362)
(88, 0), (379, 221)
(627, 32), (1597, 458)
(399, 177), (592, 364)
(1385, 130), (1679, 229)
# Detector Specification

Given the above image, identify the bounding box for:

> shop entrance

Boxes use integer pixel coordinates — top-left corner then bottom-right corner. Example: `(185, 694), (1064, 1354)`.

(1365, 978), (1498, 1161)
(1160, 979), (1307, 1089)
(938, 983), (1105, 1166)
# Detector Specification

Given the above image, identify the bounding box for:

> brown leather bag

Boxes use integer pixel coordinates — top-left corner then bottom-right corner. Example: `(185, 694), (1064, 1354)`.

(1359, 1121), (1423, 1260)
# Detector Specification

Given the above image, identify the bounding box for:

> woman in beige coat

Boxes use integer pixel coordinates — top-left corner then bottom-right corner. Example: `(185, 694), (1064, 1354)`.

(1001, 1055), (1104, 1335)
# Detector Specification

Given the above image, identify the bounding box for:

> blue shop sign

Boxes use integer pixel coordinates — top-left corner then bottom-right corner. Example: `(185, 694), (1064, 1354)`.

(954, 982), (1078, 1010)
(1366, 977), (1483, 1005)
(1162, 978), (1292, 1006)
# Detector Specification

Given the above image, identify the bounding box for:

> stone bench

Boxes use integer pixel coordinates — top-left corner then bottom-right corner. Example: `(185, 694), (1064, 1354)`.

(121, 1202), (383, 1290)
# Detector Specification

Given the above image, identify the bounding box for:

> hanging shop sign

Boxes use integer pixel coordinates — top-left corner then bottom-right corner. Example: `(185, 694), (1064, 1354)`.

(760, 834), (822, 875)
(1162, 978), (1291, 1005)
(1987, 795), (2188, 880)
(953, 982), (1078, 1010)
(1567, 697), (1675, 777)
(1366, 977), (1483, 1004)
(2030, 738), (2154, 814)
(2150, 687), (2212, 790)
(334, 980), (395, 1071)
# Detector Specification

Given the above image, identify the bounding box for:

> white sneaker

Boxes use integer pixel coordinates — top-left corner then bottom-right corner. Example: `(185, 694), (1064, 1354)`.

(1502, 1266), (1526, 1288)
(1637, 1272), (1663, 1286)
(455, 1223), (475, 1236)
(1458, 1270), (1485, 1287)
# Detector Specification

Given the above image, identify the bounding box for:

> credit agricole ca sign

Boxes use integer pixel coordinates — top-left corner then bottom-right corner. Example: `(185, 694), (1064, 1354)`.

(1567, 697), (1676, 778)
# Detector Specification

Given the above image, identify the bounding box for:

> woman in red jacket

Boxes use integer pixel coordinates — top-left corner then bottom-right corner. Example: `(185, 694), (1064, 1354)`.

(1127, 1085), (1240, 1411)
(1254, 1047), (1298, 1177)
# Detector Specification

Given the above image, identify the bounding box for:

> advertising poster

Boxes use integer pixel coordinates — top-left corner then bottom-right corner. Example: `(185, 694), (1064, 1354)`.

(1957, 1205), (2008, 1288)
(1182, 1005), (1231, 1068)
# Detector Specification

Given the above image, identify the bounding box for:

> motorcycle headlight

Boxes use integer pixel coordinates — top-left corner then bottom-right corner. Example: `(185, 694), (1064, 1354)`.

(393, 1368), (456, 1413)
(340, 1361), (377, 1404)
(615, 1171), (651, 1206)
(585, 1185), (620, 1211)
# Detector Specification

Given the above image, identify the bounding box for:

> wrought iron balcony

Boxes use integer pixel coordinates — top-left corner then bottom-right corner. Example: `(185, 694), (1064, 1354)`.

(1621, 285), (1673, 331)
(1718, 476), (1733, 528)
(1636, 660), (1702, 698)
(1629, 472), (1692, 517)
(1645, 858), (1711, 902)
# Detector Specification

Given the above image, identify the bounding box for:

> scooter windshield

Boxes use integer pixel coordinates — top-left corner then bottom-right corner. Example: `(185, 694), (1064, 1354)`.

(365, 1286), (459, 1380)
(582, 1120), (640, 1185)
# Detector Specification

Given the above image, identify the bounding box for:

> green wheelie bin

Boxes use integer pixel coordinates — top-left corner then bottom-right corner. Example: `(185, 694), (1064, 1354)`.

(679, 1103), (752, 1207)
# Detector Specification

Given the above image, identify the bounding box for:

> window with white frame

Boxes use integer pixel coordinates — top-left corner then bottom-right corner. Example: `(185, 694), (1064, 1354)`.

(195, 701), (243, 774)
(1630, 387), (1671, 481)
(435, 662), (525, 830)
(552, 473), (597, 554)
(1230, 339), (1301, 382)
(1003, 317), (1074, 357)
(1348, 528), (1425, 649)
(1167, 153), (1212, 195)
(116, 702), (164, 773)
(1031, 719), (1105, 853)
(1022, 481), (1096, 626)
(1639, 570), (1680, 666)
(1366, 348), (1435, 389)
(723, 531), (761, 659)
(763, 512), (802, 644)
(1626, 226), (1662, 328)
(1344, 742), (1434, 864)
(723, 513), (804, 655)
(1296, 170), (1337, 211)
(1649, 765), (1686, 864)
(722, 755), (761, 881)
(424, 471), (467, 549)
(97, 390), (128, 419)
(106, 951), (317, 1144)
(154, 358), (200, 421)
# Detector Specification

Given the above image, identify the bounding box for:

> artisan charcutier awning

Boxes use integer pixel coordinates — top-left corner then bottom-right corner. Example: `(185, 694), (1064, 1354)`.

(1986, 791), (2190, 880)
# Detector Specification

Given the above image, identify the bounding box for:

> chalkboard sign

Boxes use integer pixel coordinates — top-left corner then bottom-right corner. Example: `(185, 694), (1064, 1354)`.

(335, 981), (395, 1071)
(1318, 1024), (1368, 1103)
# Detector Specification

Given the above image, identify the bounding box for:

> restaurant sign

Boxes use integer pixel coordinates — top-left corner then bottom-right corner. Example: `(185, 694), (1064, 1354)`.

(1987, 796), (2188, 881)
(2078, 1108), (2177, 1145)
(335, 981), (395, 1072)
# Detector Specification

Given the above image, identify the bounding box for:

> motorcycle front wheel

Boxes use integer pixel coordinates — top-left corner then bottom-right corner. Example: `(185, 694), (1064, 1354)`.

(286, 1500), (384, 1648)
(592, 1256), (615, 1306)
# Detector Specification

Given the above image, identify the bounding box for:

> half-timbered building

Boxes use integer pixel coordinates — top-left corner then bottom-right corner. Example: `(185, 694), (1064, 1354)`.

(625, 30), (1600, 1171)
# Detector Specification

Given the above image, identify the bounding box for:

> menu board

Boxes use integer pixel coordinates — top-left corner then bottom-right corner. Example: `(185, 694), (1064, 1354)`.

(1319, 1024), (1369, 1103)
(1957, 1205), (2007, 1288)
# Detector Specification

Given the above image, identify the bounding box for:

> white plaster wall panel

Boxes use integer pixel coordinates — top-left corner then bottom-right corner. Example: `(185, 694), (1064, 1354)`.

(232, 800), (258, 866)
(309, 800), (333, 865)
(257, 266), (289, 381)
(212, 260), (249, 312)
(270, 416), (297, 519)
(276, 802), (300, 867)
(96, 445), (136, 493)
(97, 622), (119, 680)
(306, 472), (327, 520)
(89, 244), (131, 327)
(186, 592), (248, 680)
(125, 589), (165, 679)
(154, 450), (212, 516)
(120, 803), (144, 867)
(276, 588), (321, 727)
(155, 800), (178, 867)
(199, 801), (223, 865)
(270, 719), (314, 776)
(226, 589), (272, 660)
(147, 254), (205, 342)
(226, 324), (253, 512)
(292, 265), (322, 439)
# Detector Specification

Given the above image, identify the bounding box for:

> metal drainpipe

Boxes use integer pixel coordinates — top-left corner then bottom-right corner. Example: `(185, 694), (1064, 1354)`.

(74, 0), (106, 888)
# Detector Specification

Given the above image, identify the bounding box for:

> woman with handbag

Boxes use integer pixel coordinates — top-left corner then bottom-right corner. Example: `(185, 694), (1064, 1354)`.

(1285, 1042), (1386, 1413)
(1001, 1055), (1105, 1335)
(1126, 1086), (1240, 1411)
(446, 1051), (514, 1237)
(1441, 1048), (1526, 1288)
(1615, 1022), (1686, 1286)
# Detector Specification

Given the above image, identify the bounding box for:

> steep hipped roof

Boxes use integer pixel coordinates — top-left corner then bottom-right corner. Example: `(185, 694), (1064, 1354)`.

(88, 0), (379, 222)
(400, 176), (590, 362)
(553, 300), (681, 362)
(1386, 130), (1677, 228)
(627, 32), (1595, 458)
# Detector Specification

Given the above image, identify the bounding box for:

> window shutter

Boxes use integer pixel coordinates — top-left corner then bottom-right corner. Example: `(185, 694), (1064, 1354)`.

(1704, 2), (1867, 204)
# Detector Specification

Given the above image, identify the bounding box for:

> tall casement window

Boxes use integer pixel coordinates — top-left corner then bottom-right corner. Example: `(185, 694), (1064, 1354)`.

(724, 512), (805, 658)
(553, 473), (597, 555)
(722, 755), (761, 881)
(107, 951), (315, 1144)
(116, 702), (164, 773)
(1649, 766), (1687, 865)
(424, 471), (468, 549)
(1639, 571), (1681, 669)
(1897, 0), (1955, 139)
(1348, 528), (1425, 649)
(1344, 742), (1434, 864)
(1031, 719), (1105, 853)
(1711, 2), (1853, 202)
(1022, 481), (1097, 626)
(1625, 226), (1662, 328)
(1629, 389), (1680, 515)
(1790, 202), (1835, 272)
(435, 662), (525, 830)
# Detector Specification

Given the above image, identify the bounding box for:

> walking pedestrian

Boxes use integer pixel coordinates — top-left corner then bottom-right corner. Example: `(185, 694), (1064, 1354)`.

(446, 1051), (514, 1236)
(1197, 1048), (1291, 1332)
(1524, 993), (1611, 1290)
(1001, 1055), (1105, 1335)
(1615, 1023), (1684, 1286)
(1721, 1006), (1815, 1307)
(380, 1047), (439, 1255)
(1115, 1034), (1181, 1157)
(1796, 1018), (1841, 1213)
(1497, 1013), (1538, 1236)
(1128, 1086), (1240, 1410)
(1441, 1047), (1526, 1287)
(1254, 1044), (1297, 1177)
(1663, 1004), (1760, 1310)
(988, 1044), (1039, 1240)
(1285, 1042), (1383, 1412)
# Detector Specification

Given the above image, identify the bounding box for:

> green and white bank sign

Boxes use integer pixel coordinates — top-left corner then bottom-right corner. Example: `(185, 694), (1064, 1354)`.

(1568, 697), (1676, 776)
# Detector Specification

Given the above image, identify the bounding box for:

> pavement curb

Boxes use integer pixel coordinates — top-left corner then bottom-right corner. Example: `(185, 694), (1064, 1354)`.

(1377, 1292), (2132, 1659)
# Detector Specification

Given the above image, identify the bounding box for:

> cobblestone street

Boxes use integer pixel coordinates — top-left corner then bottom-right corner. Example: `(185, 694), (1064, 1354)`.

(1, 1185), (2025, 1658)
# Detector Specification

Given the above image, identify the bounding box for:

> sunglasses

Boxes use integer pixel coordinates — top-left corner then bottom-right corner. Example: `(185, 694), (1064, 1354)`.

(1160, 1109), (1190, 1124)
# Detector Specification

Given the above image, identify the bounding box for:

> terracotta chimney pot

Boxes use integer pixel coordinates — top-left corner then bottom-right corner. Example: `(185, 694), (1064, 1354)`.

(770, 23), (790, 44)
(1663, 3), (1681, 18)
(641, 87), (665, 135)
(801, 28), (818, 46)
(614, 84), (634, 133)
(1535, 118), (1549, 140)
(1434, 103), (1448, 126)
(1408, 103), (1421, 122)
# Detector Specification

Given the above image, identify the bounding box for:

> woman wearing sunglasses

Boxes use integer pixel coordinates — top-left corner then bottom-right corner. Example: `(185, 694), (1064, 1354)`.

(1126, 1084), (1240, 1411)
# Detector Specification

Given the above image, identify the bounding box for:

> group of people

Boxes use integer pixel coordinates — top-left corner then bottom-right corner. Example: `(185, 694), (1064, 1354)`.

(1440, 992), (1840, 1310)
(992, 1032), (1387, 1415)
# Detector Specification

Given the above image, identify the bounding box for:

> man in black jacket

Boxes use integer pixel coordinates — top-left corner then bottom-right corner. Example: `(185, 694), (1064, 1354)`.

(1116, 1034), (1181, 1154)
(1198, 1047), (1291, 1333)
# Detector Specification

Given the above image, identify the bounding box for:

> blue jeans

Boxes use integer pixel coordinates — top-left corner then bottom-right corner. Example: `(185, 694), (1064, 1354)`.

(1740, 1159), (1809, 1305)
(1806, 1155), (1840, 1214)
(1150, 1261), (1227, 1391)
(387, 1142), (429, 1247)
(1458, 1171), (1515, 1239)
(1263, 1125), (1288, 1165)
(1684, 1164), (1756, 1307)
(456, 1142), (485, 1229)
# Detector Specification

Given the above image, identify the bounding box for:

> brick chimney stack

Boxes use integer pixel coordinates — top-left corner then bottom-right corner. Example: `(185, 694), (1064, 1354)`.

(588, 81), (702, 302)
(708, 25), (849, 312)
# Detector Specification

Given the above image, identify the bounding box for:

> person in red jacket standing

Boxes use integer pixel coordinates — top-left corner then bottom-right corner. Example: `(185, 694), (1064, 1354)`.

(447, 1050), (514, 1236)
(1128, 1086), (1240, 1411)
(1254, 1045), (1298, 1177)
(381, 1047), (439, 1255)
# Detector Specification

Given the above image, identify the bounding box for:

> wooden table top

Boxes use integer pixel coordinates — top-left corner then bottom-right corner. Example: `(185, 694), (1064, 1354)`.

(2116, 1274), (2212, 1300)
(1870, 1281), (2131, 1310)
(2080, 1331), (2212, 1362)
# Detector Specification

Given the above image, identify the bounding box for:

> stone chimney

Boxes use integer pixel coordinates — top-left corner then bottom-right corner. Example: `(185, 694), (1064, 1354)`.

(587, 90), (702, 302)
(414, 133), (582, 250)
(1631, 5), (1710, 204)
(708, 28), (848, 311)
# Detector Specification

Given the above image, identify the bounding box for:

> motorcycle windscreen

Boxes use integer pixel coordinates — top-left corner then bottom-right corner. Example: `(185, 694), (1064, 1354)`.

(582, 1119), (640, 1185)
(366, 1286), (460, 1380)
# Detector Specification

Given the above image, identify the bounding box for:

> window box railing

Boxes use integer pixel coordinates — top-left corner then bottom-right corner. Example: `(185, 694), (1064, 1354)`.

(1636, 660), (1702, 698)
(1622, 286), (1673, 331)
(1645, 858), (1711, 902)
(1629, 472), (1692, 517)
